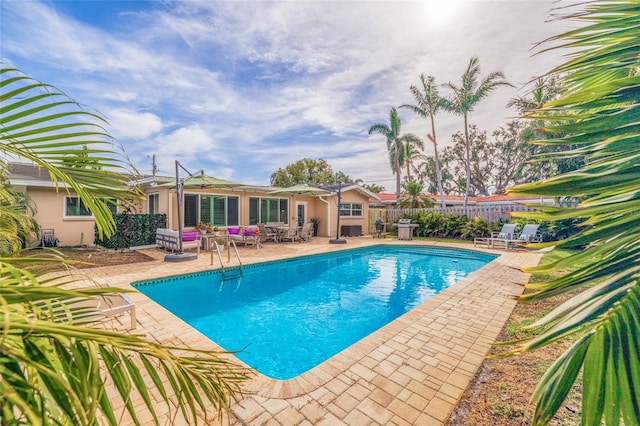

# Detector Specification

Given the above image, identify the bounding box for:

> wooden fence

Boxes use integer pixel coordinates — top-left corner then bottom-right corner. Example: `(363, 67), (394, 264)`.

(386, 204), (539, 224)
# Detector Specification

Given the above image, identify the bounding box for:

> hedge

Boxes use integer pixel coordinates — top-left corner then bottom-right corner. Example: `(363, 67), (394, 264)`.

(95, 214), (167, 250)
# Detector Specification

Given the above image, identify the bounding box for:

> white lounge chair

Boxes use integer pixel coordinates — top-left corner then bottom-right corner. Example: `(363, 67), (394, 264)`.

(505, 224), (542, 250)
(474, 223), (517, 248)
(47, 291), (137, 330)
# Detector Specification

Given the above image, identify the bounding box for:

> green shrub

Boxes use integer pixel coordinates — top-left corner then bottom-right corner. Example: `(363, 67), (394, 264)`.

(392, 212), (584, 242)
(461, 217), (491, 239)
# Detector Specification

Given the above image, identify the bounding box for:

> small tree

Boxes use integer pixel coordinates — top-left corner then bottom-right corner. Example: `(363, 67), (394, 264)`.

(270, 158), (353, 187)
(397, 181), (434, 209)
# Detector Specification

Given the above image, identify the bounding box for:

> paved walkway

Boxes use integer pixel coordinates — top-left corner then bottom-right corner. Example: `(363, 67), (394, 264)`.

(71, 238), (542, 425)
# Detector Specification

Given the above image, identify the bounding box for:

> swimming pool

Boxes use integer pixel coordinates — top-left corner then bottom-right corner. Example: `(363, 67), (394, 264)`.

(133, 246), (495, 380)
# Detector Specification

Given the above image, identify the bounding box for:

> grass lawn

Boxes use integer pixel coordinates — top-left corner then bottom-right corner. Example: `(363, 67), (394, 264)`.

(447, 247), (585, 425)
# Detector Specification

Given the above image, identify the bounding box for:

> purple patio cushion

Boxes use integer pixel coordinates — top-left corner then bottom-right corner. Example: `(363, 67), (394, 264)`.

(228, 227), (240, 235)
(245, 228), (256, 236)
(182, 231), (199, 242)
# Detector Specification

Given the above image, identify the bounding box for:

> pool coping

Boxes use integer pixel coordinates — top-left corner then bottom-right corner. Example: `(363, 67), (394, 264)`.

(82, 238), (543, 425)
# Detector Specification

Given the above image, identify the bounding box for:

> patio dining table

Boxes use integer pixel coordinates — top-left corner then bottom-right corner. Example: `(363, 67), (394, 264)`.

(265, 225), (289, 243)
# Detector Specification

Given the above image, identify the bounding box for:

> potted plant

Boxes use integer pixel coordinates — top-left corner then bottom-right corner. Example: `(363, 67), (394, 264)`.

(214, 236), (227, 250)
(310, 217), (320, 237)
(195, 221), (213, 234)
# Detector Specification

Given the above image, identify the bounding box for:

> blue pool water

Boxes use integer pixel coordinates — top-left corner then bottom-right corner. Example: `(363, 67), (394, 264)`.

(134, 246), (495, 380)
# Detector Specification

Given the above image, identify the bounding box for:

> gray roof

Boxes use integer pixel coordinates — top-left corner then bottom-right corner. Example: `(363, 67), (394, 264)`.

(8, 163), (53, 183)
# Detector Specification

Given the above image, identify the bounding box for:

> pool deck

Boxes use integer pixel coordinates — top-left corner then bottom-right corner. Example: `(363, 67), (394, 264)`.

(72, 237), (543, 425)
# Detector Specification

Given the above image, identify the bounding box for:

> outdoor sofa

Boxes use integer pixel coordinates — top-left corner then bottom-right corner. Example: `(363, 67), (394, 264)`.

(155, 228), (201, 253)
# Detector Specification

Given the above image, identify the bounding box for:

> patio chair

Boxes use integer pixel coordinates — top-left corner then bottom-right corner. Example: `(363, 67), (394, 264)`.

(258, 223), (277, 243)
(278, 222), (299, 243)
(505, 224), (542, 250)
(48, 291), (136, 330)
(473, 223), (516, 248)
(299, 222), (313, 241)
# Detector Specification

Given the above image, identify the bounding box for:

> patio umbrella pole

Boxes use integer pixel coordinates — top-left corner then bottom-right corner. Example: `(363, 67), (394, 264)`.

(165, 160), (200, 262)
(329, 181), (346, 244)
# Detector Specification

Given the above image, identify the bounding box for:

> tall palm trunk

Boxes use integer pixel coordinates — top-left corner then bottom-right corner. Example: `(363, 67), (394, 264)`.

(395, 150), (402, 200)
(463, 114), (471, 212)
(429, 116), (446, 210)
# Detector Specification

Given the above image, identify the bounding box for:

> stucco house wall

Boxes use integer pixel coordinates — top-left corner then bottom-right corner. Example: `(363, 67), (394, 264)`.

(25, 187), (96, 247)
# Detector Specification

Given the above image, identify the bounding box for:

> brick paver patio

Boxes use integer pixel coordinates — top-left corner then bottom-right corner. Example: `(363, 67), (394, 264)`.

(71, 237), (542, 425)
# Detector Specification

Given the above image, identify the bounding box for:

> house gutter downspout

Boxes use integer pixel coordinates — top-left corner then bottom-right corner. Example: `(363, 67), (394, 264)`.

(319, 195), (331, 237)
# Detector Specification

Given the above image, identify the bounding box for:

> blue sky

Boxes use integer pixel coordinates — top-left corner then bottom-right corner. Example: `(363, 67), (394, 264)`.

(1, 1), (570, 188)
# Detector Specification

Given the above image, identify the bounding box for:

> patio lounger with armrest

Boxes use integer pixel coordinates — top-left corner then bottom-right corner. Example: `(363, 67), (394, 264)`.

(474, 223), (517, 248)
(505, 224), (542, 250)
(47, 291), (136, 330)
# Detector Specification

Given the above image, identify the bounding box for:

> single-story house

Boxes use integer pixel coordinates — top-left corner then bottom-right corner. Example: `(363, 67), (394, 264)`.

(8, 162), (380, 247)
(137, 178), (379, 239)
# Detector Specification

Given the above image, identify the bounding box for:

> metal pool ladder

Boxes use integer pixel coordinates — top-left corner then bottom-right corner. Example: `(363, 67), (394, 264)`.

(212, 239), (243, 281)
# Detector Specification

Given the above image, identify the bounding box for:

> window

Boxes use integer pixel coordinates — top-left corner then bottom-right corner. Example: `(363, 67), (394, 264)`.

(340, 203), (363, 217)
(184, 194), (198, 227)
(183, 193), (239, 228)
(248, 197), (288, 225)
(65, 196), (92, 217)
(148, 193), (159, 215)
(64, 196), (117, 217)
(199, 195), (239, 227)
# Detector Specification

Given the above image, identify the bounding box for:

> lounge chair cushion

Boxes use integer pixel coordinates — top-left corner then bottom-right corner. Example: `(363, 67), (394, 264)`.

(228, 227), (240, 235)
(244, 228), (256, 236)
(182, 231), (199, 242)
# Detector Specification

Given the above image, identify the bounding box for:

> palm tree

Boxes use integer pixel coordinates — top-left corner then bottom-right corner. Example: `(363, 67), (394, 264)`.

(368, 107), (421, 200)
(507, 75), (562, 115)
(0, 67), (248, 425)
(400, 74), (447, 209)
(440, 57), (512, 211)
(397, 181), (434, 209)
(508, 2), (640, 425)
(400, 136), (425, 183)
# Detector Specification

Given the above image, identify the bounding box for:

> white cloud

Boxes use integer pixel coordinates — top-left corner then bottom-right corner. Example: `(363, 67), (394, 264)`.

(107, 109), (163, 140)
(1, 0), (571, 188)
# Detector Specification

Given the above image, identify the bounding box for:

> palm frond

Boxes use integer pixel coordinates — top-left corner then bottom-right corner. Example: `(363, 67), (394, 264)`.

(0, 67), (142, 238)
(506, 2), (640, 424)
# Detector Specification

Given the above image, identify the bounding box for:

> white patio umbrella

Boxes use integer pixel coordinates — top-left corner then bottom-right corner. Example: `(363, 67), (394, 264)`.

(267, 183), (331, 196)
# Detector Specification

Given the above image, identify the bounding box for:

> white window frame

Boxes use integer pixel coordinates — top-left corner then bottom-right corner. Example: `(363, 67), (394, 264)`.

(63, 195), (93, 219)
(148, 192), (160, 215)
(339, 203), (363, 217)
